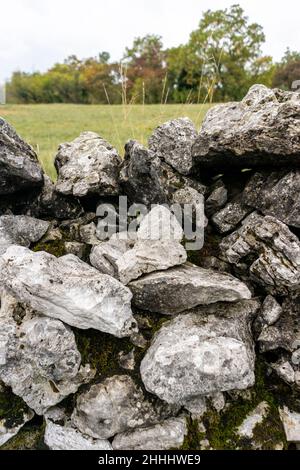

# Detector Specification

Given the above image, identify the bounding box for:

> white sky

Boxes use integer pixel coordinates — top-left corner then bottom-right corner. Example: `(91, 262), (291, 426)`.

(0, 0), (299, 82)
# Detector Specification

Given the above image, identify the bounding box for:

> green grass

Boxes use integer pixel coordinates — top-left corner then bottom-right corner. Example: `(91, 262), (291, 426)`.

(0, 103), (213, 179)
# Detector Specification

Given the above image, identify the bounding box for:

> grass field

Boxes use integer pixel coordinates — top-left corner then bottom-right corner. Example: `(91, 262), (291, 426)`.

(0, 103), (213, 179)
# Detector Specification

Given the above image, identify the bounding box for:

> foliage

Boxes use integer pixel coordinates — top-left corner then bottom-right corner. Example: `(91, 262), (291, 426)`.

(6, 4), (296, 105)
(272, 48), (300, 91)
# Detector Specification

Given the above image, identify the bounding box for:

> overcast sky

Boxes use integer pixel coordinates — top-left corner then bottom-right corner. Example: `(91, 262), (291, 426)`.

(0, 0), (299, 82)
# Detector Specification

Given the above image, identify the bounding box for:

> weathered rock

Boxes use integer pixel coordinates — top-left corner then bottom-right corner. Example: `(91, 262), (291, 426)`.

(32, 175), (83, 220)
(148, 118), (197, 175)
(242, 170), (300, 228)
(120, 140), (204, 207)
(118, 349), (136, 371)
(0, 292), (94, 415)
(237, 402), (269, 439)
(0, 118), (44, 195)
(206, 186), (228, 217)
(212, 201), (252, 234)
(117, 240), (187, 285)
(220, 214), (300, 296)
(55, 132), (121, 197)
(112, 416), (187, 450)
(90, 233), (135, 277)
(271, 359), (295, 385)
(279, 407), (300, 444)
(129, 263), (251, 315)
(44, 421), (112, 450)
(0, 245), (137, 338)
(71, 375), (178, 439)
(140, 300), (258, 404)
(0, 215), (49, 255)
(137, 205), (184, 242)
(258, 298), (300, 353)
(192, 85), (300, 170)
(260, 295), (282, 326)
(64, 242), (86, 259)
(79, 222), (100, 245)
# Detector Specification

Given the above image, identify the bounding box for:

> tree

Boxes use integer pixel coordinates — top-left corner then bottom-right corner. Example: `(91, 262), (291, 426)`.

(272, 48), (300, 91)
(167, 4), (271, 102)
(122, 35), (167, 103)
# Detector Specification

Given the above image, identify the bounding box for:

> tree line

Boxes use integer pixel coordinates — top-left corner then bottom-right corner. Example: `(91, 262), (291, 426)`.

(5, 4), (300, 105)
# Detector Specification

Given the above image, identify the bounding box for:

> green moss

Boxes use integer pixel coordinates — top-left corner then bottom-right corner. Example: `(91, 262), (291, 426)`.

(0, 421), (46, 450)
(180, 418), (206, 450)
(0, 387), (28, 429)
(202, 356), (288, 450)
(32, 239), (67, 257)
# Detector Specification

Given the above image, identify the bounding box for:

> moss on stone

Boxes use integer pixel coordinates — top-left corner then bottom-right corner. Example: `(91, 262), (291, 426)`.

(202, 356), (288, 450)
(0, 421), (46, 450)
(0, 386), (28, 429)
(180, 418), (206, 450)
(32, 239), (67, 257)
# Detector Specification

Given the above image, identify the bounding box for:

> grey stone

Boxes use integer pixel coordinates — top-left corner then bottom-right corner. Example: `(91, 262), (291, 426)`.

(137, 205), (184, 242)
(120, 140), (202, 207)
(206, 185), (228, 216)
(0, 215), (49, 255)
(192, 85), (300, 170)
(271, 360), (295, 385)
(118, 349), (136, 371)
(32, 175), (83, 220)
(279, 407), (300, 444)
(55, 132), (121, 197)
(260, 295), (282, 326)
(243, 170), (300, 228)
(90, 233), (135, 277)
(44, 421), (112, 450)
(220, 214), (300, 296)
(112, 416), (187, 450)
(148, 117), (197, 175)
(212, 201), (252, 234)
(71, 375), (178, 439)
(0, 118), (44, 195)
(237, 402), (269, 439)
(129, 263), (251, 315)
(258, 298), (300, 353)
(117, 240), (187, 285)
(64, 242), (86, 259)
(0, 245), (137, 338)
(0, 292), (94, 415)
(140, 300), (258, 404)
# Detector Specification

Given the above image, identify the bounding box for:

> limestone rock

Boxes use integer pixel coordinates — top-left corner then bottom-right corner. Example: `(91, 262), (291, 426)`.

(44, 421), (112, 450)
(32, 175), (83, 220)
(117, 240), (187, 285)
(243, 170), (300, 228)
(192, 85), (300, 170)
(206, 185), (228, 216)
(260, 295), (282, 326)
(0, 215), (49, 255)
(90, 233), (136, 277)
(0, 245), (137, 338)
(129, 263), (251, 315)
(0, 292), (94, 415)
(258, 298), (300, 353)
(120, 140), (204, 207)
(140, 300), (258, 404)
(237, 402), (269, 439)
(137, 205), (184, 242)
(220, 214), (300, 296)
(279, 406), (300, 444)
(71, 375), (178, 439)
(112, 416), (187, 450)
(55, 132), (121, 197)
(148, 118), (197, 175)
(212, 201), (252, 234)
(0, 118), (44, 195)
